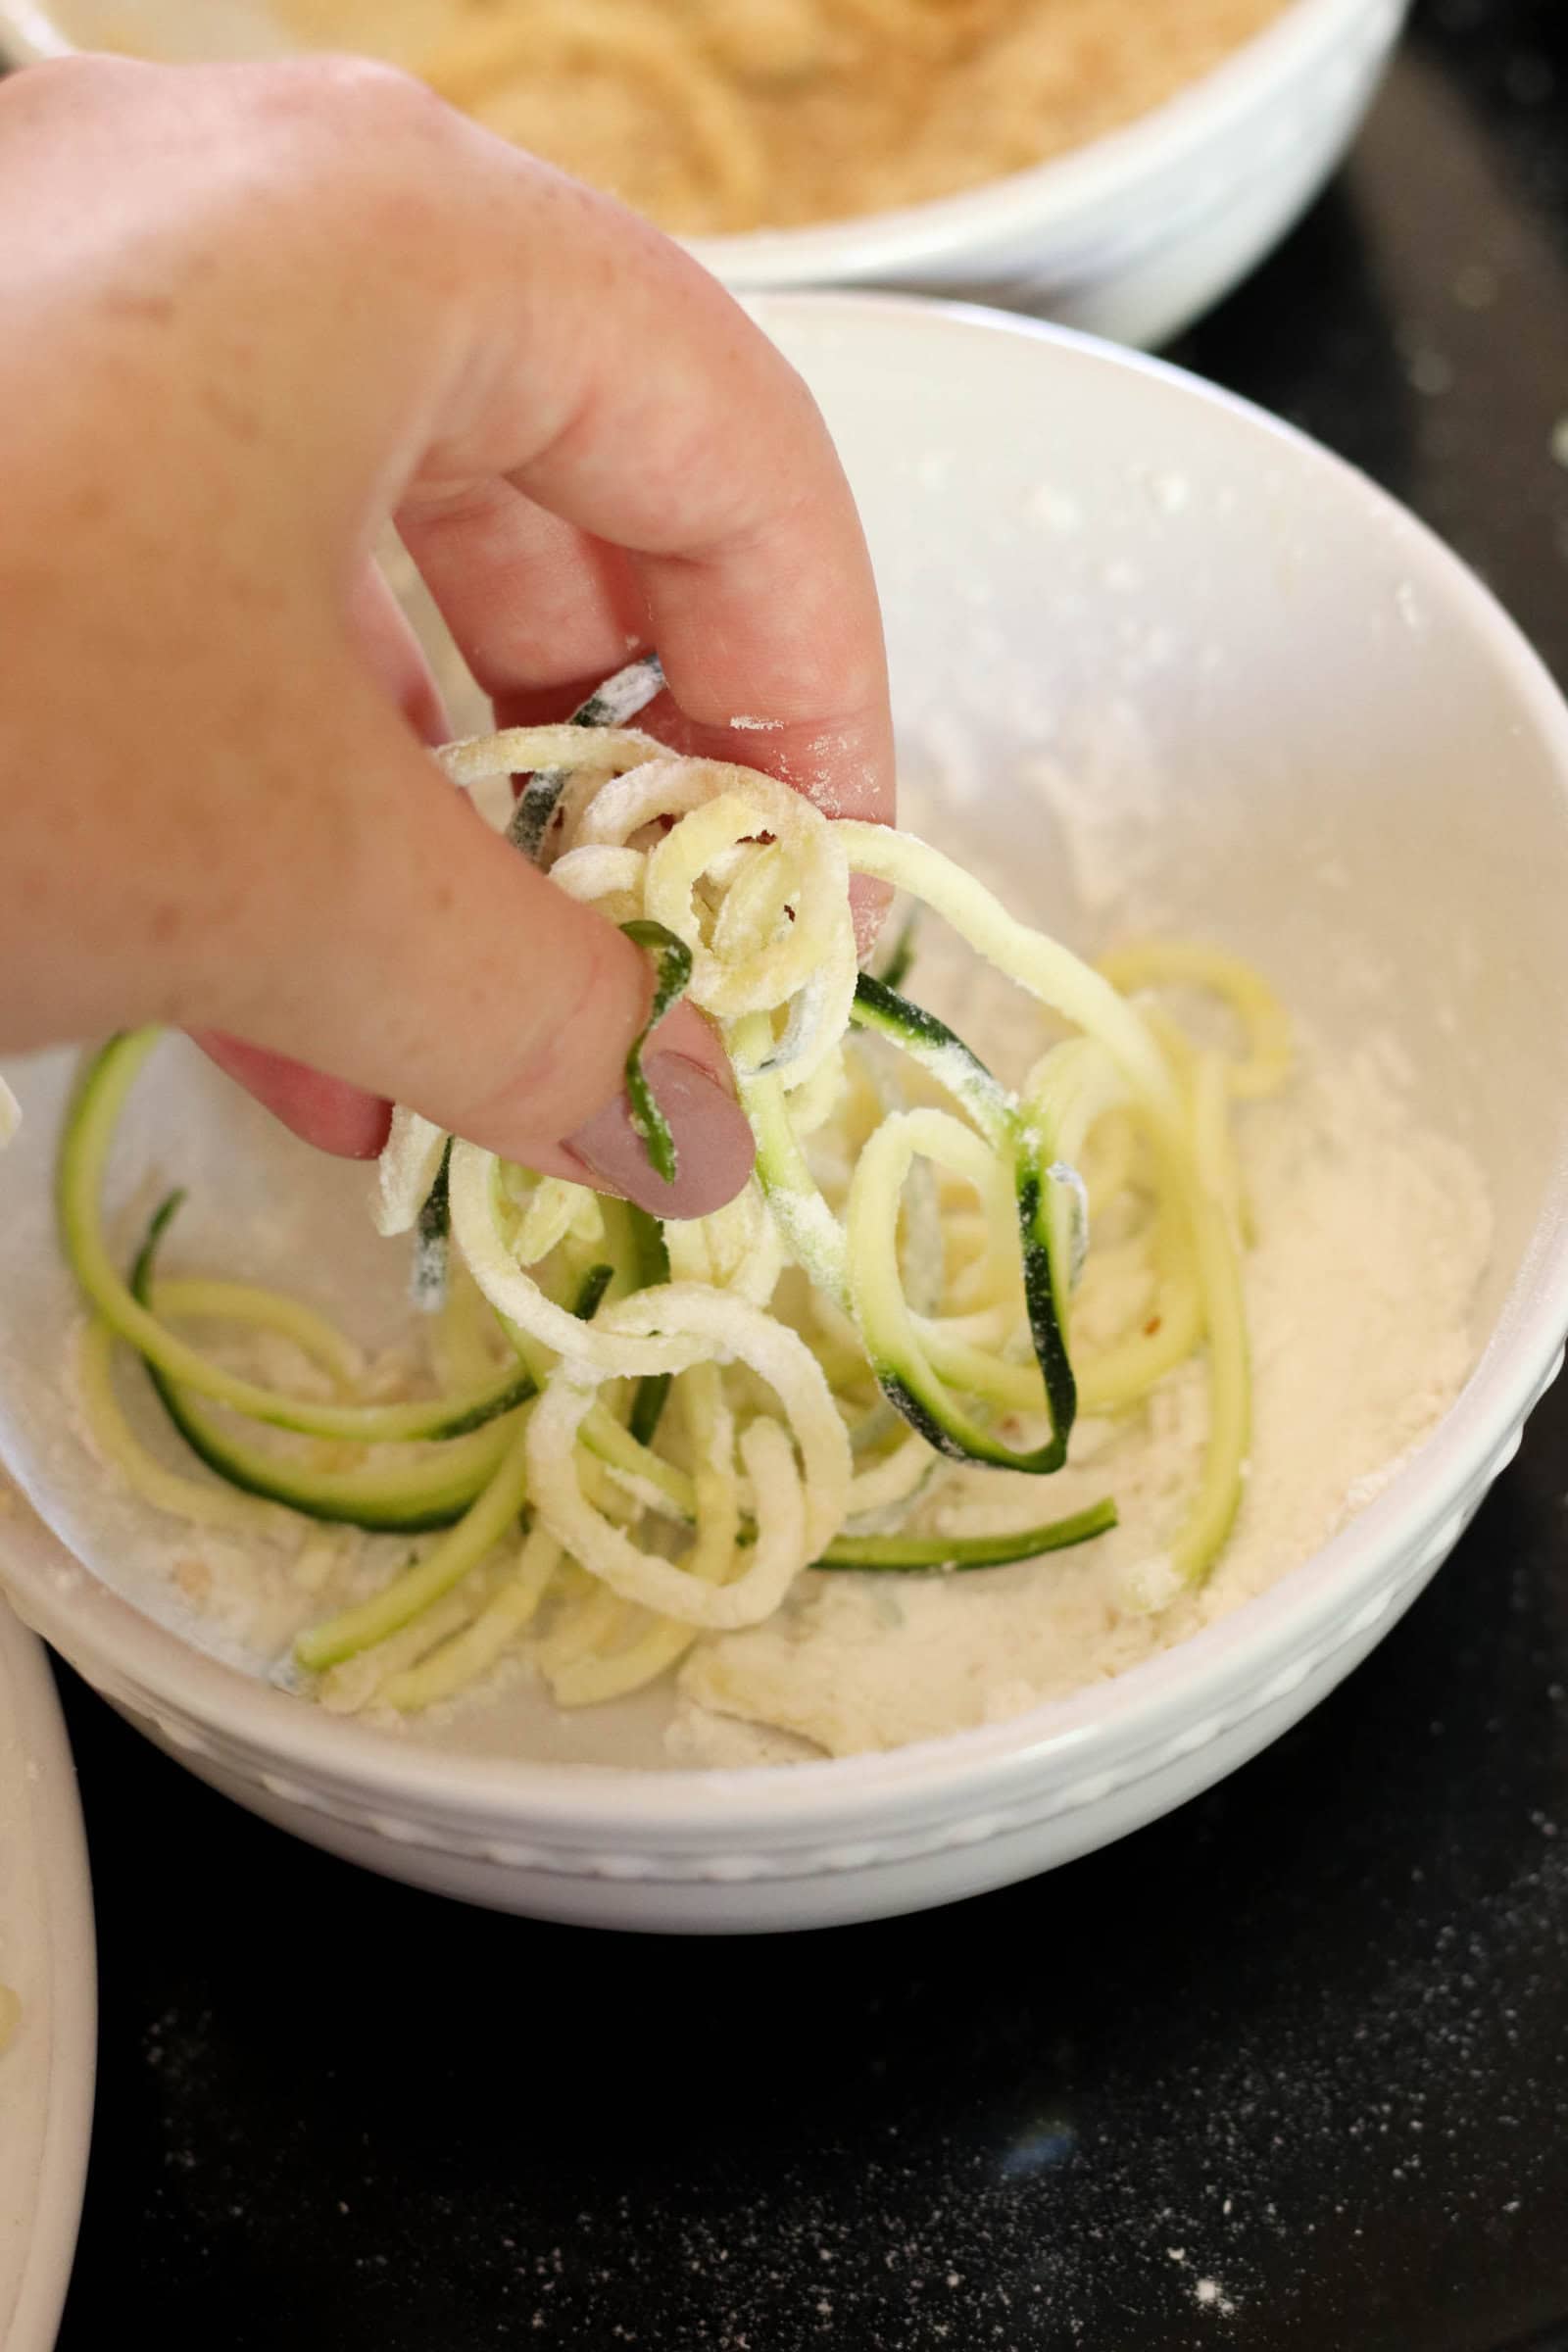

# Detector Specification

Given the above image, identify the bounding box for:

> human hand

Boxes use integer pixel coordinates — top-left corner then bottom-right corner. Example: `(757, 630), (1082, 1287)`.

(0, 55), (893, 1215)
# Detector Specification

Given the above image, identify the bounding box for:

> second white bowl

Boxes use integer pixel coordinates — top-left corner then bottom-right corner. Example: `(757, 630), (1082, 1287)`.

(0, 0), (1408, 346)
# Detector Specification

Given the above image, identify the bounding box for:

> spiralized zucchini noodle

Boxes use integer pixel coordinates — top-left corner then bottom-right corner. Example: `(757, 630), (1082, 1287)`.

(46, 658), (1290, 1718)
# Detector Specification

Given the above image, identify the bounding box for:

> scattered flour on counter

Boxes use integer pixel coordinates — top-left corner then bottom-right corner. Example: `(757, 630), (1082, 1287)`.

(669, 1030), (1493, 1763)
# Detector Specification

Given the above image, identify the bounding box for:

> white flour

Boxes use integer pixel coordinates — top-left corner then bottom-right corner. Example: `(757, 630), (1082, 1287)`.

(667, 978), (1493, 1763)
(42, 705), (1494, 1767)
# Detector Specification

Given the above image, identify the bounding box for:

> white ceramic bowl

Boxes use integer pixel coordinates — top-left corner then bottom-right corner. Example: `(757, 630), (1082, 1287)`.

(0, 1598), (95, 2352)
(0, 0), (1406, 347)
(3, 294), (1568, 1934)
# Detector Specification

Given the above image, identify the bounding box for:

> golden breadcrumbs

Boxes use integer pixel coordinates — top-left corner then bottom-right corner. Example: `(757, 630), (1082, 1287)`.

(271, 0), (1293, 234)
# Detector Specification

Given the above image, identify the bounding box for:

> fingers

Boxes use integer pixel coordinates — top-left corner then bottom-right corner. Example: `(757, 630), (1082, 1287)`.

(190, 997), (751, 1218)
(392, 138), (894, 831)
(184, 558), (452, 1145)
(174, 663), (756, 1217)
(347, 560), (451, 746)
(397, 483), (650, 713)
(5, 61), (895, 833)
(0, 56), (890, 1210)
(189, 1031), (394, 1160)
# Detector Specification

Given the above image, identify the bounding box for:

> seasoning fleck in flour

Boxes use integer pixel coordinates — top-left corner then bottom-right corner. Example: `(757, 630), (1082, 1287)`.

(669, 1034), (1491, 1762)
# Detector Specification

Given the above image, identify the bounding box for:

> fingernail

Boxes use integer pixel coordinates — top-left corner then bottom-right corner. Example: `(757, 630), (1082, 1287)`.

(565, 1053), (756, 1219)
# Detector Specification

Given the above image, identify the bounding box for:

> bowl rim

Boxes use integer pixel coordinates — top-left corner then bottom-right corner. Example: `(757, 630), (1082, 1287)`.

(690, 0), (1404, 283)
(0, 0), (1406, 281)
(8, 287), (1568, 1843)
(0, 1602), (96, 2352)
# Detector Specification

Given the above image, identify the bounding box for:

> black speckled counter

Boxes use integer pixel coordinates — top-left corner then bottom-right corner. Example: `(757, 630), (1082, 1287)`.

(47, 5), (1568, 2345)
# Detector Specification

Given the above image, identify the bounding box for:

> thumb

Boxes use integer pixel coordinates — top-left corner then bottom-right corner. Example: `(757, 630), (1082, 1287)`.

(176, 674), (756, 1220)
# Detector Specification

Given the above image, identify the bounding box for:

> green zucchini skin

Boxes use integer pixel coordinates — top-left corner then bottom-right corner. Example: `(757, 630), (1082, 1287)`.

(131, 1197), (523, 1532)
(872, 1370), (980, 1466)
(60, 1032), (533, 1444)
(848, 976), (1078, 1476)
(814, 1497), (1116, 1571)
(125, 1232), (615, 1538)
(626, 1208), (673, 1446)
(566, 651), (665, 732)
(74, 952), (1112, 1570)
(868, 1359), (1068, 1476)
(148, 1383), (504, 1531)
(571, 1262), (615, 1323)
(507, 651), (664, 863)
(1013, 1147), (1076, 1464)
(618, 919), (694, 1185)
(850, 972), (1011, 1141)
(411, 1139), (454, 1311)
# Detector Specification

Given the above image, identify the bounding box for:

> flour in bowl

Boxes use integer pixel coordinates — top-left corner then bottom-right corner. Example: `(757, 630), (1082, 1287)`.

(668, 1023), (1491, 1763)
(42, 717), (1494, 1768)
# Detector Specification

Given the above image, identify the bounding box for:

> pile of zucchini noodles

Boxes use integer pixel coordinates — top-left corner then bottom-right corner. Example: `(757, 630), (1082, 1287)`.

(50, 655), (1290, 1718)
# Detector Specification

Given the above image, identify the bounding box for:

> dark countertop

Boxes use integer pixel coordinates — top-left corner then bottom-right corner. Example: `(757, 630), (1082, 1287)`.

(47, 5), (1568, 2346)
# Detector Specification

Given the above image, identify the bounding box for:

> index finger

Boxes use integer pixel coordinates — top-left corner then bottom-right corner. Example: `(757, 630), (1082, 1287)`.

(392, 145), (894, 829)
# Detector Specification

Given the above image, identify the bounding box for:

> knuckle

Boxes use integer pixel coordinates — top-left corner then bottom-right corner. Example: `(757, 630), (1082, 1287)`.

(272, 52), (452, 138)
(245, 57), (463, 247)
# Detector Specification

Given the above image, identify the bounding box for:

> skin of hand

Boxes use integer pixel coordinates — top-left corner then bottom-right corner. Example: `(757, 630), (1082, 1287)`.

(0, 54), (894, 1217)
